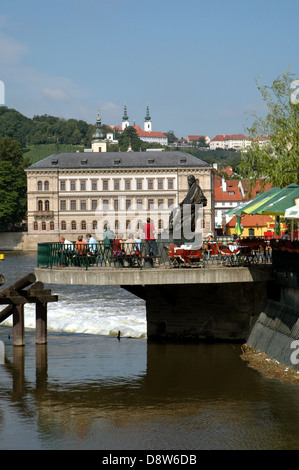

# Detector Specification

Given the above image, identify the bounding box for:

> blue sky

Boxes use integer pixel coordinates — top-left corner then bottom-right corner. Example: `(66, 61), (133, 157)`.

(1, 0), (299, 138)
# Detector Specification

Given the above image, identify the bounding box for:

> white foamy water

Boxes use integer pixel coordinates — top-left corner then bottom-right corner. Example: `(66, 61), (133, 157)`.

(3, 285), (147, 338)
(0, 254), (147, 338)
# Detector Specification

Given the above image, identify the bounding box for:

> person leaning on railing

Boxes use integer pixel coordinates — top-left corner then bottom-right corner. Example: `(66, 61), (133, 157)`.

(86, 233), (98, 264)
(125, 233), (139, 266)
(103, 224), (115, 264)
(204, 233), (214, 259)
(113, 234), (125, 266)
(73, 235), (87, 266)
(58, 236), (74, 266)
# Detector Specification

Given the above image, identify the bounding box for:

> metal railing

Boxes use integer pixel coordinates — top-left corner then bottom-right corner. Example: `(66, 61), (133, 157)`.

(37, 237), (273, 270)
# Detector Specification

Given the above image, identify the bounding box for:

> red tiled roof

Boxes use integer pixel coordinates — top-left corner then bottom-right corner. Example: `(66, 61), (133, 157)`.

(227, 214), (273, 227)
(216, 166), (234, 176)
(187, 135), (207, 141)
(211, 134), (248, 141)
(134, 125), (166, 138)
(215, 186), (243, 202)
(211, 134), (227, 141)
(242, 181), (273, 199)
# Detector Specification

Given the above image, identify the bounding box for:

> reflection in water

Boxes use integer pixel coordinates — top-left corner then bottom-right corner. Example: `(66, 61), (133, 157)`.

(1, 329), (299, 450)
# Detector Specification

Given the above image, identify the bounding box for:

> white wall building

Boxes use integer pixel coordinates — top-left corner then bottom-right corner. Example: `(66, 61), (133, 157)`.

(24, 151), (215, 250)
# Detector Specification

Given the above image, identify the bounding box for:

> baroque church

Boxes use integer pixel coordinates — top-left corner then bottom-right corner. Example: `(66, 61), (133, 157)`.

(92, 105), (168, 150)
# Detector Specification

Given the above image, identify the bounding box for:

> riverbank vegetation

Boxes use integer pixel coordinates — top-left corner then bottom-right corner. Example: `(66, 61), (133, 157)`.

(0, 137), (28, 230)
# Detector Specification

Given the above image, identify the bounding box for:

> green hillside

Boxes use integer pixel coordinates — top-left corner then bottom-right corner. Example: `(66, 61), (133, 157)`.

(0, 106), (242, 169)
(25, 144), (85, 165)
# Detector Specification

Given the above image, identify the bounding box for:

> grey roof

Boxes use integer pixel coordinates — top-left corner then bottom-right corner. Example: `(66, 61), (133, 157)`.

(27, 151), (211, 170)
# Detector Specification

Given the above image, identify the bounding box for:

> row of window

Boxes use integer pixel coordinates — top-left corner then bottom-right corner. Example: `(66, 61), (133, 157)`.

(36, 198), (176, 212)
(37, 178), (175, 192)
(60, 198), (175, 211)
(33, 219), (166, 232)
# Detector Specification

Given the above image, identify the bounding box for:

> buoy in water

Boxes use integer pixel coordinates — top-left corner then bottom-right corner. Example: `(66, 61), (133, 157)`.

(0, 254), (4, 260)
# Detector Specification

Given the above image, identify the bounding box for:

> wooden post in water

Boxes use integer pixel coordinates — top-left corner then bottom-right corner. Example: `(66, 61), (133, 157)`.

(0, 272), (57, 347)
(35, 302), (47, 344)
(13, 304), (25, 347)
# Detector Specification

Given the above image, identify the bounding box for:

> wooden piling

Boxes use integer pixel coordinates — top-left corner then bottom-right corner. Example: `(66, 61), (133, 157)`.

(12, 304), (25, 347)
(35, 302), (47, 344)
(0, 273), (36, 298)
(0, 272), (58, 347)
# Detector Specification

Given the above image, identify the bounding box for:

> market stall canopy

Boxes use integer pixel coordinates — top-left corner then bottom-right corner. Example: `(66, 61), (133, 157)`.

(252, 184), (299, 216)
(225, 186), (281, 217)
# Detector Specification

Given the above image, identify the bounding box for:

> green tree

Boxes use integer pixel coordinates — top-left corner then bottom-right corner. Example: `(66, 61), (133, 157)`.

(0, 137), (28, 229)
(238, 70), (299, 193)
(118, 126), (143, 152)
(164, 131), (178, 144)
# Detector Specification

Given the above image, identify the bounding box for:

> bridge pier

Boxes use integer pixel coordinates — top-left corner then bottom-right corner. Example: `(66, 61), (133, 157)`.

(124, 281), (271, 342)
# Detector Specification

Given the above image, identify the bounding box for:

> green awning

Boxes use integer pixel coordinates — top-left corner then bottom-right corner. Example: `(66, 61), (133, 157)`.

(224, 186), (281, 217)
(252, 184), (299, 216)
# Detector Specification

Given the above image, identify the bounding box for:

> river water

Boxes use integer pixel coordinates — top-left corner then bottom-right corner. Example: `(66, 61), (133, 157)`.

(0, 252), (298, 451)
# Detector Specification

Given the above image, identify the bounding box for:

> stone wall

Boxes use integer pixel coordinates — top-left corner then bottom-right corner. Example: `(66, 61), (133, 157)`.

(144, 282), (270, 342)
(0, 232), (25, 251)
(0, 232), (63, 251)
(246, 285), (299, 370)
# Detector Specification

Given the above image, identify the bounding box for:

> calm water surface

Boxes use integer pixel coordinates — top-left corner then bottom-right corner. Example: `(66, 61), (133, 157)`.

(0, 252), (298, 450)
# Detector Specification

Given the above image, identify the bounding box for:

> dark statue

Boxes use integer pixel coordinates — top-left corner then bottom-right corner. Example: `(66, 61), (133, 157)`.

(168, 174), (207, 237)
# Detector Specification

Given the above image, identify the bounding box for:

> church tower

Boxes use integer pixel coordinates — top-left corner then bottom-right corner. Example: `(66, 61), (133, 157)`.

(91, 107), (107, 152)
(122, 105), (130, 130)
(144, 105), (152, 132)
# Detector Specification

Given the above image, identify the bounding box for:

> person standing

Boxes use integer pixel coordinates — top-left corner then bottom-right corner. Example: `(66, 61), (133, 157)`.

(58, 236), (73, 265)
(103, 224), (115, 263)
(86, 233), (98, 253)
(143, 218), (158, 264)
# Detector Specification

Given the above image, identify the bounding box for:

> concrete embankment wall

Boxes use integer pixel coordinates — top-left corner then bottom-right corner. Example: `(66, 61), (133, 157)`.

(247, 286), (299, 370)
(0, 232), (60, 251)
(144, 281), (270, 342)
(0, 232), (25, 251)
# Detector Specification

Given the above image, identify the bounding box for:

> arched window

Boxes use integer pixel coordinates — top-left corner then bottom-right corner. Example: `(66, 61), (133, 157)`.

(45, 200), (50, 211)
(37, 181), (42, 191)
(92, 220), (97, 230)
(33, 221), (38, 231)
(71, 220), (77, 230)
(50, 221), (54, 230)
(115, 219), (119, 231)
(81, 220), (86, 230)
(44, 181), (49, 191)
(61, 220), (66, 231)
(42, 222), (46, 230)
(126, 220), (131, 230)
(38, 200), (43, 211)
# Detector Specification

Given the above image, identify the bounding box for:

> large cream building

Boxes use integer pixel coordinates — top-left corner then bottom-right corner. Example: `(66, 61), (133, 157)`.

(24, 150), (215, 250)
